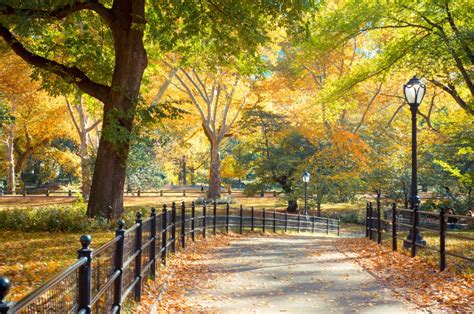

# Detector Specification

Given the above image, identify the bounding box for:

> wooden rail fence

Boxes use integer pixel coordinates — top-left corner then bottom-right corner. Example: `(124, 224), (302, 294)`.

(365, 202), (473, 271)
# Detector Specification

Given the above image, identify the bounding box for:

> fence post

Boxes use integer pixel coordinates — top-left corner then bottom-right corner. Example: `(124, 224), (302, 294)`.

(134, 212), (143, 301)
(368, 203), (373, 240)
(46, 189), (49, 197)
(113, 221), (125, 312)
(161, 204), (167, 265)
(439, 208), (446, 271)
(411, 204), (419, 257)
(285, 211), (288, 232)
(183, 190), (186, 197)
(337, 218), (341, 236)
(203, 204), (207, 238)
(0, 277), (10, 314)
(377, 202), (382, 244)
(326, 217), (329, 235)
(263, 209), (266, 233)
(391, 203), (397, 251)
(171, 203), (176, 253)
(22, 188), (26, 197)
(273, 210), (276, 233)
(213, 201), (217, 236)
(78, 235), (92, 313)
(150, 209), (157, 279)
(137, 188), (141, 197)
(239, 205), (243, 234)
(181, 202), (186, 249)
(312, 214), (315, 233)
(365, 203), (369, 237)
(191, 202), (195, 241)
(160, 190), (163, 196)
(251, 206), (254, 231)
(297, 212), (301, 233)
(226, 203), (230, 233)
(68, 189), (72, 197)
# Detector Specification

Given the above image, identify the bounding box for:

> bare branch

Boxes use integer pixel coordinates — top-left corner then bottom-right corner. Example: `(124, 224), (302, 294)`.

(65, 97), (82, 135)
(150, 67), (178, 107)
(354, 81), (383, 133)
(175, 73), (208, 124)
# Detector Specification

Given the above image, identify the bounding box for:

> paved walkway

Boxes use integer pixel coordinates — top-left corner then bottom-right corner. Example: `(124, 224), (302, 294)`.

(186, 235), (417, 313)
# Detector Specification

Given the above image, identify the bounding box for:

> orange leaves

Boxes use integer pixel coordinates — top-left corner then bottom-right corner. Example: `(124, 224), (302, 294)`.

(336, 238), (473, 312)
(137, 234), (236, 313)
(0, 231), (111, 301)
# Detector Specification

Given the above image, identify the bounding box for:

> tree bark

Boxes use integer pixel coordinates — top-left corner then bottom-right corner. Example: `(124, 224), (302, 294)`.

(207, 142), (221, 199)
(317, 202), (321, 217)
(287, 199), (298, 212)
(87, 0), (147, 218)
(5, 125), (15, 194)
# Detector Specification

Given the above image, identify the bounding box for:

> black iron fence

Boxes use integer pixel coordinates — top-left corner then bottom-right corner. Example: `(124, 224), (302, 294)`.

(0, 202), (340, 313)
(365, 202), (473, 271)
(0, 189), (279, 198)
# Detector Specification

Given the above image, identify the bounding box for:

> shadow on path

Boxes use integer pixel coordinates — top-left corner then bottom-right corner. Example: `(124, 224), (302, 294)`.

(186, 235), (417, 313)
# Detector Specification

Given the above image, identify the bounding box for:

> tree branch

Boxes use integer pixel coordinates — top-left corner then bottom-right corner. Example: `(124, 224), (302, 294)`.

(354, 81), (383, 133)
(0, 25), (110, 104)
(428, 79), (473, 115)
(0, 1), (113, 27)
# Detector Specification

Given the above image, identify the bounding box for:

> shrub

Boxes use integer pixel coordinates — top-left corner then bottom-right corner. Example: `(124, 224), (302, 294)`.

(0, 202), (113, 233)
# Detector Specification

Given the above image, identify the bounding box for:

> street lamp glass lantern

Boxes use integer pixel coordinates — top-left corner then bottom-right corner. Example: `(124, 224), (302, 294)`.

(302, 172), (310, 183)
(403, 76), (426, 107)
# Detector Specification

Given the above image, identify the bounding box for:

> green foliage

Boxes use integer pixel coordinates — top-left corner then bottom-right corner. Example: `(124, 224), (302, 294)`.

(0, 203), (110, 233)
(126, 135), (167, 190)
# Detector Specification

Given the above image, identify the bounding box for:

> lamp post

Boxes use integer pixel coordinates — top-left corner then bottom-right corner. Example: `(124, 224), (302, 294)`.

(302, 171), (310, 216)
(403, 75), (426, 254)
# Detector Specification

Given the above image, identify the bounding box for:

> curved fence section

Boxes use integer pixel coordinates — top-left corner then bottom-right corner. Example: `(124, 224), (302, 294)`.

(0, 203), (340, 314)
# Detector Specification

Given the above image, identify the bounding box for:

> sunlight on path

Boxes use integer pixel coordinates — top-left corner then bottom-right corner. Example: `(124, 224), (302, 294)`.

(186, 235), (417, 313)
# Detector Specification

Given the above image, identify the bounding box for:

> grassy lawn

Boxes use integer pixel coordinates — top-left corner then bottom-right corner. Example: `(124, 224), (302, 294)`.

(0, 231), (113, 301)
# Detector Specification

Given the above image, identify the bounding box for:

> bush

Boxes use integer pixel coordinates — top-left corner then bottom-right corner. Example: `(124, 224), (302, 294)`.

(0, 202), (113, 233)
(326, 209), (365, 224)
(194, 195), (234, 205)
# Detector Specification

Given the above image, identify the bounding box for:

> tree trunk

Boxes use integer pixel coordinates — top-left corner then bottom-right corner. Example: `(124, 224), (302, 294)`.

(287, 199), (298, 212)
(182, 155), (187, 185)
(87, 0), (147, 218)
(317, 202), (321, 217)
(207, 142), (221, 200)
(5, 126), (15, 194)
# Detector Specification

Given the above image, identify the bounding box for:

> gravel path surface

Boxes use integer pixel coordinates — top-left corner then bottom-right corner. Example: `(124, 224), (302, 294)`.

(186, 235), (417, 313)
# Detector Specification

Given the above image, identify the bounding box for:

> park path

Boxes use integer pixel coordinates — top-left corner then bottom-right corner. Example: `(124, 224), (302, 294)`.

(185, 235), (418, 313)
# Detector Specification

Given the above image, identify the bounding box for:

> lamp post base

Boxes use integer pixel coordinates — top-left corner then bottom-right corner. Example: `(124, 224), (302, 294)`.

(403, 231), (426, 250)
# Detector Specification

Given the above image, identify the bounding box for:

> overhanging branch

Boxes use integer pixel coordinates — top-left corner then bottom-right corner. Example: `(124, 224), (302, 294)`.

(0, 25), (110, 104)
(0, 1), (113, 27)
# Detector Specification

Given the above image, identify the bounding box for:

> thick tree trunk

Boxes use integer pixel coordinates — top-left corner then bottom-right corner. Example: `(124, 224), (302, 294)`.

(87, 0), (147, 218)
(287, 199), (298, 212)
(207, 142), (221, 200)
(5, 127), (15, 194)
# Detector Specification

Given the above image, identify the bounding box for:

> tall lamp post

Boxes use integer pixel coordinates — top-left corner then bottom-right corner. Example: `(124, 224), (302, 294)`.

(302, 171), (310, 216)
(403, 76), (426, 255)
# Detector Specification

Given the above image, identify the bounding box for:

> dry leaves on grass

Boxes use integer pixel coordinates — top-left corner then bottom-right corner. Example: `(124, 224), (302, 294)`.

(0, 231), (112, 301)
(136, 234), (239, 313)
(336, 238), (473, 312)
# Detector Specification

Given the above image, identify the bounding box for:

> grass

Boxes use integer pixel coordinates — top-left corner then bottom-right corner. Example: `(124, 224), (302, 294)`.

(0, 230), (113, 301)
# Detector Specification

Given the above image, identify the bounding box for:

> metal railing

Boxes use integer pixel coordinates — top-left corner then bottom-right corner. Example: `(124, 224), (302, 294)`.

(365, 202), (473, 271)
(0, 202), (340, 313)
